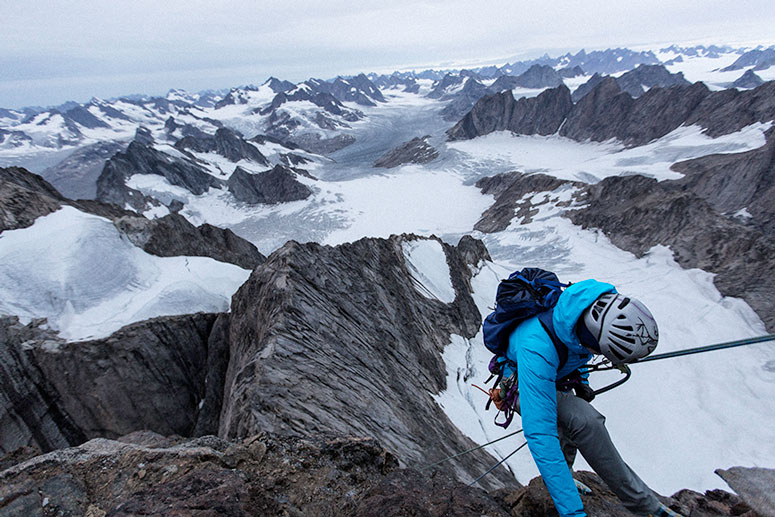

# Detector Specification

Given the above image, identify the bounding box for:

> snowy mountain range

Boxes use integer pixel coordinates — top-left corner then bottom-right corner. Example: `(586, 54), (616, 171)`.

(2, 43), (775, 515)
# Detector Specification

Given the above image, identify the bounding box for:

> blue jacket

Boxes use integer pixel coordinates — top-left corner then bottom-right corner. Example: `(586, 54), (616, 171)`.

(504, 279), (616, 517)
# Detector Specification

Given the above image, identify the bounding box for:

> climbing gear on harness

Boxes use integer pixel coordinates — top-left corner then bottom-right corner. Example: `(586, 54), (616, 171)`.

(582, 293), (659, 364)
(420, 428), (524, 471)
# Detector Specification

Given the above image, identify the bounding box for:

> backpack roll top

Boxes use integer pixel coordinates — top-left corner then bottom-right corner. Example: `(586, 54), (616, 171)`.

(482, 267), (568, 357)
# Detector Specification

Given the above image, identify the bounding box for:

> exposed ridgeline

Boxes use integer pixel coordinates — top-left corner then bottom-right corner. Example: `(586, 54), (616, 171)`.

(427, 64), (689, 122)
(0, 166), (265, 268)
(219, 234), (515, 489)
(96, 138), (312, 213)
(473, 129), (775, 331)
(0, 227), (514, 490)
(447, 79), (775, 146)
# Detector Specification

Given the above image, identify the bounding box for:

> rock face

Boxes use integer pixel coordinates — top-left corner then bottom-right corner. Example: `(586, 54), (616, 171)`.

(568, 174), (775, 331)
(373, 136), (439, 168)
(733, 69), (765, 89)
(226, 165), (312, 204)
(96, 141), (222, 210)
(716, 467), (775, 517)
(219, 234), (514, 489)
(475, 173), (583, 233)
(613, 64), (690, 98)
(0, 433), (759, 517)
(1, 166), (138, 234)
(0, 313), (225, 454)
(40, 141), (125, 200)
(114, 212), (265, 269)
(175, 127), (270, 165)
(559, 79), (710, 146)
(0, 167), (66, 232)
(722, 47), (775, 71)
(450, 80), (775, 147)
(447, 86), (573, 141)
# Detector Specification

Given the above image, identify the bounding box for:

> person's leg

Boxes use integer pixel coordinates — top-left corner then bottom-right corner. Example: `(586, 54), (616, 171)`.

(556, 391), (661, 514)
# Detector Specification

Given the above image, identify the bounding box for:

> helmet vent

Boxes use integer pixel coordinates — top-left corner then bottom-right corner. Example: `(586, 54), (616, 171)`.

(618, 297), (631, 310)
(612, 323), (633, 331)
(610, 331), (636, 344)
(608, 346), (626, 361)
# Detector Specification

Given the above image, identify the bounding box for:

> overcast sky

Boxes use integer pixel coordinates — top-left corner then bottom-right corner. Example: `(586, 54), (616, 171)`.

(1, 0), (774, 108)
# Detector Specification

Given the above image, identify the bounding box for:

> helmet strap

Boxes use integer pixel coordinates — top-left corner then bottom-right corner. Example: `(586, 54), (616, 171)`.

(576, 319), (601, 353)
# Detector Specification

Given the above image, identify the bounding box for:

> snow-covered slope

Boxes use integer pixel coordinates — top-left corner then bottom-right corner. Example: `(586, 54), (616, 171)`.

(0, 206), (250, 341)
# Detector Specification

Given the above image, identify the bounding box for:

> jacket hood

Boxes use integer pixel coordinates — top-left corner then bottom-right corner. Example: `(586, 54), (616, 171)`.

(553, 279), (616, 354)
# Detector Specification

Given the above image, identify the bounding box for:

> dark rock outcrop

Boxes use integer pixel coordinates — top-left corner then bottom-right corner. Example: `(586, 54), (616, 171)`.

(96, 141), (222, 211)
(475, 172), (583, 233)
(175, 127), (270, 165)
(290, 133), (356, 154)
(328, 73), (387, 106)
(451, 79), (775, 147)
(226, 165), (312, 204)
(1, 166), (138, 234)
(511, 64), (564, 89)
(614, 64), (691, 98)
(40, 141), (125, 200)
(733, 69), (766, 89)
(716, 467), (775, 517)
(0, 432), (759, 517)
(219, 234), (513, 489)
(374, 135), (439, 168)
(0, 313), (225, 454)
(571, 72), (607, 102)
(560, 79), (710, 146)
(447, 86), (573, 141)
(0, 167), (66, 232)
(439, 77), (491, 121)
(721, 47), (775, 71)
(114, 212), (265, 269)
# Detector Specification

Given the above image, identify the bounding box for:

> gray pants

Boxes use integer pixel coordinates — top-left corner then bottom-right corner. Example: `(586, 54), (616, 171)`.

(555, 390), (661, 514)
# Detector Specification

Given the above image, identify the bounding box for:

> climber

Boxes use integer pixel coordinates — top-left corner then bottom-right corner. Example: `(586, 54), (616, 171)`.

(488, 279), (681, 517)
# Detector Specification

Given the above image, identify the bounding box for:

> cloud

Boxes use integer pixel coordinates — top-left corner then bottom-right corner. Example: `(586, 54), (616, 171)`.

(1, 0), (774, 107)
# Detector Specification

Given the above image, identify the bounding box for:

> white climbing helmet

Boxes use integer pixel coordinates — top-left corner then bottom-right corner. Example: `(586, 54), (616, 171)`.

(582, 293), (659, 364)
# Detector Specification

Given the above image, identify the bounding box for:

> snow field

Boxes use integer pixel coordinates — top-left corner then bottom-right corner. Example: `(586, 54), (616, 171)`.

(0, 206), (251, 341)
(402, 239), (455, 303)
(447, 122), (771, 183)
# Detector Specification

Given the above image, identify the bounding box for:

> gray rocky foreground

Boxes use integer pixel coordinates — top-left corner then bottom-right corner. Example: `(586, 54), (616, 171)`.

(0, 432), (767, 516)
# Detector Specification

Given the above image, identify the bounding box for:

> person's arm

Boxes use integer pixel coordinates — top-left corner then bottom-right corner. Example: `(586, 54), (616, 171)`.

(518, 346), (586, 517)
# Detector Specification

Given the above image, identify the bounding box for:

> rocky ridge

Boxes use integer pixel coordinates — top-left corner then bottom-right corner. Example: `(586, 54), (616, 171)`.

(373, 135), (439, 168)
(1, 166), (263, 269)
(449, 79), (775, 147)
(0, 430), (769, 516)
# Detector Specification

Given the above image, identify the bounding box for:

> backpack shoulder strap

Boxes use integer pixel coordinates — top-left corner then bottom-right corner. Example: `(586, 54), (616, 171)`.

(537, 308), (569, 371)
